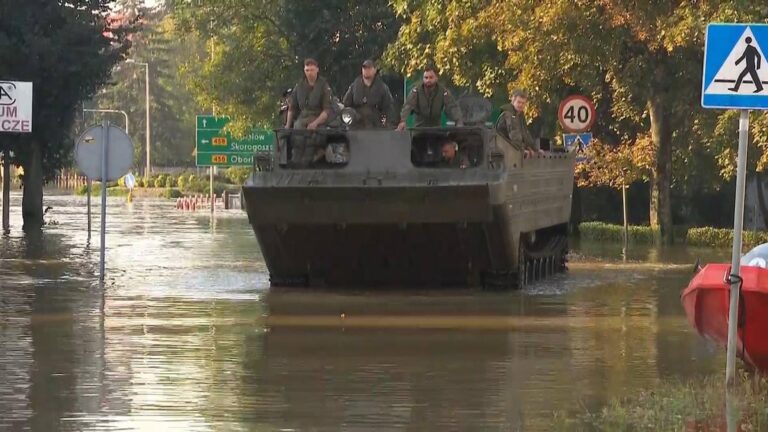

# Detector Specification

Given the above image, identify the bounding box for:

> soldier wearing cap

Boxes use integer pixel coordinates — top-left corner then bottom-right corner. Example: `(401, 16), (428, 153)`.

(396, 65), (463, 130)
(342, 59), (396, 128)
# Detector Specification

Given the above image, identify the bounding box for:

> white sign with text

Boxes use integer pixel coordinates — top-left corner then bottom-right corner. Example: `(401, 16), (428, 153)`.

(0, 81), (33, 133)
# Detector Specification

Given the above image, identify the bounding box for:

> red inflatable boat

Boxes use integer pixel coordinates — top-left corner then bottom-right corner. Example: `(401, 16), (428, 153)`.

(681, 263), (768, 371)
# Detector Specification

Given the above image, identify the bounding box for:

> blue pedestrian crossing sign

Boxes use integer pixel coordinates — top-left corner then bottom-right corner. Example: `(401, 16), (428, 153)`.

(563, 132), (592, 162)
(563, 133), (592, 153)
(702, 23), (768, 109)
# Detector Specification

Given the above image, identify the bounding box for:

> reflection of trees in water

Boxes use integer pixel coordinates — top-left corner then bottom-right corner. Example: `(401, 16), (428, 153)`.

(565, 278), (660, 410)
(0, 292), (33, 430)
(245, 329), (512, 430)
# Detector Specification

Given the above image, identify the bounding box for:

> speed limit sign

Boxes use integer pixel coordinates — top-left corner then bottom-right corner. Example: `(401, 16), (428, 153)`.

(558, 95), (596, 133)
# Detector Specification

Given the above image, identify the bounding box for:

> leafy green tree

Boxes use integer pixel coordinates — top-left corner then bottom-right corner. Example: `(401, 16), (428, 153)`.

(386, 1), (768, 243)
(0, 1), (133, 231)
(83, 0), (201, 170)
(172, 0), (401, 132)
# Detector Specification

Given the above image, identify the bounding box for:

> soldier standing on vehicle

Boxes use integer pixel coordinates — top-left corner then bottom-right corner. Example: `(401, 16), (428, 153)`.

(496, 88), (539, 156)
(285, 58), (334, 164)
(342, 59), (396, 128)
(396, 65), (464, 130)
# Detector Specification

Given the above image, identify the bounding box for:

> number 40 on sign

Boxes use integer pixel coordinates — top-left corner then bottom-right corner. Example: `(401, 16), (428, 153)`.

(558, 95), (596, 133)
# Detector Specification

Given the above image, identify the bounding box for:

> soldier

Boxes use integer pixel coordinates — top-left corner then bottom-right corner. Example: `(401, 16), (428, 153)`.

(284, 58), (334, 164)
(396, 65), (463, 130)
(496, 88), (539, 156)
(342, 59), (396, 128)
(285, 58), (333, 130)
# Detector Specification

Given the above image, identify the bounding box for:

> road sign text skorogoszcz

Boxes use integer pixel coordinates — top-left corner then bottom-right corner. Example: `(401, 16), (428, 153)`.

(196, 115), (274, 167)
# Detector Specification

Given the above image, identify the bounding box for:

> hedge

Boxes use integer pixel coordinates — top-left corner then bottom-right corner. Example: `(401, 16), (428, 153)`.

(579, 222), (768, 249)
(578, 222), (663, 244)
(686, 227), (768, 249)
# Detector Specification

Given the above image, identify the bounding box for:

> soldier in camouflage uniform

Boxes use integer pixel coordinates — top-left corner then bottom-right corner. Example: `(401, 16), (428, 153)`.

(285, 58), (334, 164)
(342, 59), (396, 128)
(496, 88), (539, 155)
(396, 65), (464, 130)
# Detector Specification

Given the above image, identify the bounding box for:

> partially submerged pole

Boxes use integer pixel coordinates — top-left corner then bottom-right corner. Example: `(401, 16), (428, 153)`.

(726, 109), (750, 386)
(2, 144), (10, 234)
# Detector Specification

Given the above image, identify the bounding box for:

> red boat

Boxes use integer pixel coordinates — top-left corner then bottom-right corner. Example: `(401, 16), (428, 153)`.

(682, 263), (768, 371)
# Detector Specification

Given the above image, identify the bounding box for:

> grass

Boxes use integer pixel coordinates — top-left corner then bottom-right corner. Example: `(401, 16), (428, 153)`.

(551, 370), (768, 431)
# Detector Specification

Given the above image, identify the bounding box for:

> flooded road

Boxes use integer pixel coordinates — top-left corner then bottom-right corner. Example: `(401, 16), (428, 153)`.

(0, 191), (731, 431)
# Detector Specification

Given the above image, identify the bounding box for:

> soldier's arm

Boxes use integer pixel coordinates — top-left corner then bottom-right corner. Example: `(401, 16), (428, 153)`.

(399, 88), (418, 122)
(523, 125), (537, 150)
(286, 86), (299, 128)
(504, 114), (524, 150)
(381, 85), (396, 127)
(443, 89), (464, 126)
(310, 83), (333, 128)
(342, 83), (354, 107)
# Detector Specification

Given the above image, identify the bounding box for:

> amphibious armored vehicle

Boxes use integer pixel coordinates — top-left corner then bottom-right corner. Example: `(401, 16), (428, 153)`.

(243, 107), (576, 289)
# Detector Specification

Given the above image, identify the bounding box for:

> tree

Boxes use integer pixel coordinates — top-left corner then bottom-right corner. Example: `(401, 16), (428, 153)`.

(84, 1), (202, 169)
(172, 0), (401, 132)
(0, 1), (132, 231)
(385, 1), (768, 244)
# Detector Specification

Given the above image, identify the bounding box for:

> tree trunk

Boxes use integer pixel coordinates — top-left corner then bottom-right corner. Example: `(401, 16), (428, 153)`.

(755, 172), (768, 229)
(648, 96), (673, 244)
(22, 141), (44, 232)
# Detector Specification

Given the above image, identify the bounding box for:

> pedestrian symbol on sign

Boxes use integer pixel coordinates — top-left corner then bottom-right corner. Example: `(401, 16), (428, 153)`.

(729, 37), (764, 93)
(704, 27), (768, 96)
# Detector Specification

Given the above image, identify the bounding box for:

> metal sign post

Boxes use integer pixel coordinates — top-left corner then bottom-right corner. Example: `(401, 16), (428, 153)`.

(726, 110), (749, 385)
(701, 23), (768, 386)
(99, 120), (109, 280)
(87, 179), (92, 242)
(2, 144), (9, 234)
(75, 121), (134, 282)
(210, 167), (214, 214)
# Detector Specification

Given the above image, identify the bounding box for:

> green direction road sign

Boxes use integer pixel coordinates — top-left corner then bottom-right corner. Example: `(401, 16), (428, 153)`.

(196, 115), (274, 166)
(196, 152), (255, 167)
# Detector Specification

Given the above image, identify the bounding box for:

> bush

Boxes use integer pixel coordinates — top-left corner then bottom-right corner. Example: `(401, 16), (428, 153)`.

(225, 167), (251, 185)
(153, 174), (166, 188)
(578, 222), (692, 244)
(686, 227), (768, 249)
(164, 175), (175, 188)
(163, 188), (183, 199)
(177, 175), (188, 189)
(578, 222), (659, 243)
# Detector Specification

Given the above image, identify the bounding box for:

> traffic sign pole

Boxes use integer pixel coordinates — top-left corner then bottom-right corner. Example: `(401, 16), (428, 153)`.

(700, 23), (768, 388)
(2, 143), (9, 234)
(99, 120), (109, 282)
(87, 178), (92, 242)
(726, 109), (750, 386)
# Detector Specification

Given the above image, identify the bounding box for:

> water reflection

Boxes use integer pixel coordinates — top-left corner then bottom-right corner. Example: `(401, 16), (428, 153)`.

(0, 191), (727, 430)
